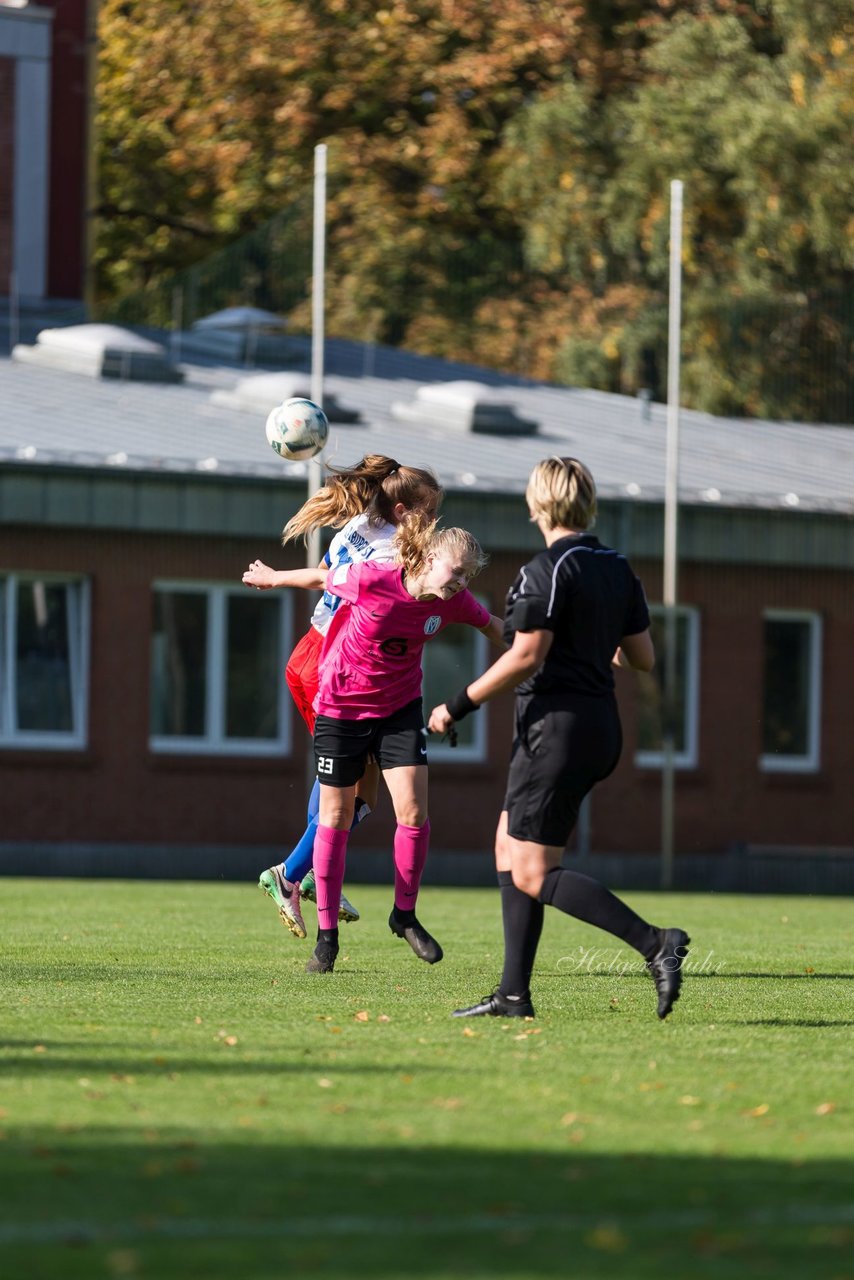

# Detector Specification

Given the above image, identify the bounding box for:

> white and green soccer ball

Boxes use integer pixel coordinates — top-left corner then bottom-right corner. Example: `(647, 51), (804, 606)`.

(265, 397), (329, 461)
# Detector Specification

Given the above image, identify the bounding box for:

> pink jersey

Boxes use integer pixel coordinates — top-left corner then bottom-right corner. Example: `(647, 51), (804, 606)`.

(315, 560), (490, 720)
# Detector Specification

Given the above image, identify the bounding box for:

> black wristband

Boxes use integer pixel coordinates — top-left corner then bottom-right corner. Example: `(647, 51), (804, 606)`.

(446, 687), (479, 722)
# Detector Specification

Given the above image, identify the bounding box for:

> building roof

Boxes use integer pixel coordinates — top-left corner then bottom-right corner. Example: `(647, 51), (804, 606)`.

(1, 334), (852, 518)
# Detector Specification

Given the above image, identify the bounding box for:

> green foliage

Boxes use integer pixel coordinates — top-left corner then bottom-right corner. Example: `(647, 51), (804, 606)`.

(2, 879), (853, 1278)
(95, 0), (854, 421)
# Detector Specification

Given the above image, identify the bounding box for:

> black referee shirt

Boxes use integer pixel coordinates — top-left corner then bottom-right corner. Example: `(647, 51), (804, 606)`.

(503, 533), (650, 697)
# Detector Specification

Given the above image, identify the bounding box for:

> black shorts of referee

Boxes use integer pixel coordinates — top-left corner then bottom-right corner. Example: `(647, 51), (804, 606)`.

(503, 690), (623, 847)
(313, 697), (427, 789)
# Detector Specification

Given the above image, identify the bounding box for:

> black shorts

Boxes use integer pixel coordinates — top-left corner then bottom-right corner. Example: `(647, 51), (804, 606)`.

(503, 692), (622, 847)
(313, 697), (427, 788)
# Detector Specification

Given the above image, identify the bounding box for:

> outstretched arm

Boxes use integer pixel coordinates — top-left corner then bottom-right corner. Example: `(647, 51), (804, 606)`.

(479, 614), (507, 649)
(242, 559), (329, 592)
(428, 628), (552, 734)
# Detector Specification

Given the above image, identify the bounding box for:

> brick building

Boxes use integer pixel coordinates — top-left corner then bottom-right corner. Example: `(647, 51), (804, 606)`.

(1, 333), (852, 890)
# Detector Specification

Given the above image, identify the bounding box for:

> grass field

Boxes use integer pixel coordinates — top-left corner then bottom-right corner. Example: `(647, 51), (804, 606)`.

(2, 878), (852, 1280)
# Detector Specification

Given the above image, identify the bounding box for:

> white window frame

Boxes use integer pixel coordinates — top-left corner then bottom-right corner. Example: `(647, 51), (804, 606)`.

(149, 580), (293, 757)
(0, 572), (91, 750)
(760, 609), (822, 774)
(635, 604), (700, 771)
(421, 618), (490, 763)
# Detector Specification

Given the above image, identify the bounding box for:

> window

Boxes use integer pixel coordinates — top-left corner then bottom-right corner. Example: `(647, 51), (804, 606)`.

(421, 609), (490, 762)
(760, 610), (822, 772)
(635, 605), (700, 769)
(150, 583), (292, 755)
(0, 574), (90, 749)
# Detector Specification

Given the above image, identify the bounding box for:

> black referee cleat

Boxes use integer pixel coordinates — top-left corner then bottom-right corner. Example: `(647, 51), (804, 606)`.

(388, 911), (443, 964)
(452, 989), (535, 1019)
(305, 940), (339, 974)
(647, 928), (690, 1018)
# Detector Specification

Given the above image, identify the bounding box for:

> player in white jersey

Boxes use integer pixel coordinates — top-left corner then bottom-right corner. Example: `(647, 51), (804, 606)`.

(243, 456), (442, 939)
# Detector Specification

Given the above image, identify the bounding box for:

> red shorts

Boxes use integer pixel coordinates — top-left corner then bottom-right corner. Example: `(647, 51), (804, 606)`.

(285, 626), (324, 734)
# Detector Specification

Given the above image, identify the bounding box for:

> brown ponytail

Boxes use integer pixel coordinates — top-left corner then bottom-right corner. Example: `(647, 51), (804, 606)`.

(282, 455), (442, 544)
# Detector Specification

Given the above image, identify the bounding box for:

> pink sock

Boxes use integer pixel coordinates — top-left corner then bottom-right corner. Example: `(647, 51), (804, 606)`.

(393, 820), (430, 912)
(312, 825), (349, 930)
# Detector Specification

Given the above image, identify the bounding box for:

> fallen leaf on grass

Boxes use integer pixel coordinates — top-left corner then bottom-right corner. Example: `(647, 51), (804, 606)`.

(317, 1078), (333, 1089)
(743, 1104), (770, 1117)
(461, 1027), (477, 1038)
(431, 1097), (464, 1110)
(585, 1224), (627, 1253)
(815, 1102), (836, 1116)
(33, 1045), (47, 1054)
(804, 966), (815, 974)
(354, 1010), (370, 1022)
(560, 1112), (578, 1127)
(377, 1014), (391, 1023)
(680, 1095), (701, 1106)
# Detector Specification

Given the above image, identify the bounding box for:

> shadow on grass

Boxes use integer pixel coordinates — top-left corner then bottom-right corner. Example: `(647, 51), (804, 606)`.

(737, 1019), (854, 1028)
(0, 1050), (471, 1078)
(0, 1138), (851, 1280)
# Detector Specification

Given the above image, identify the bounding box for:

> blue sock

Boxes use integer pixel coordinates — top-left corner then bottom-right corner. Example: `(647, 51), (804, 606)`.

(307, 778), (320, 822)
(283, 819), (318, 884)
(282, 798), (371, 885)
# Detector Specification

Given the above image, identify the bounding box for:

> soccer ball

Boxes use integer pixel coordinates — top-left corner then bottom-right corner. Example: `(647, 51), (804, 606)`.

(265, 397), (329, 461)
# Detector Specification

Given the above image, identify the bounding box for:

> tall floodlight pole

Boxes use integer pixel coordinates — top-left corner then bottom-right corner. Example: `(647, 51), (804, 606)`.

(302, 144), (327, 794)
(307, 143), (328, 573)
(661, 179), (683, 890)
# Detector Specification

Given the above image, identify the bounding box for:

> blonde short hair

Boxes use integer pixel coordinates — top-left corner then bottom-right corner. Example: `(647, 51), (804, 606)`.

(525, 457), (597, 531)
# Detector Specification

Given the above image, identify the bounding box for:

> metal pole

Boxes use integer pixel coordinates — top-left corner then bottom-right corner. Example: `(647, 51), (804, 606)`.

(170, 286), (183, 367)
(304, 145), (328, 797)
(9, 271), (19, 354)
(661, 179), (683, 890)
(307, 143), (327, 574)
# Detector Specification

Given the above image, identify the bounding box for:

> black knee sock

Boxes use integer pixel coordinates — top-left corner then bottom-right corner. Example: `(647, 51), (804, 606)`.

(317, 926), (339, 949)
(498, 870), (544, 996)
(538, 867), (659, 959)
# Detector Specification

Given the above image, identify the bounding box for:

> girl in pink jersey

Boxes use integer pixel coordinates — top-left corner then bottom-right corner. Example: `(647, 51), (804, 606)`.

(252, 518), (504, 975)
(309, 520), (505, 974)
(243, 456), (442, 939)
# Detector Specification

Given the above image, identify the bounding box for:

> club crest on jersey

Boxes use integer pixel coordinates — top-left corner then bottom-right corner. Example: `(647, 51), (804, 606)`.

(423, 615), (442, 635)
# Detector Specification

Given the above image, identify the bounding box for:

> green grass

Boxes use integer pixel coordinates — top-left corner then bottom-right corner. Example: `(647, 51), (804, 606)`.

(2, 879), (852, 1280)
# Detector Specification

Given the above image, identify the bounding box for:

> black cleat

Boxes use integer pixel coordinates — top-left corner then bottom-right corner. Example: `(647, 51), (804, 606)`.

(388, 912), (443, 964)
(305, 940), (339, 974)
(452, 989), (535, 1019)
(647, 928), (690, 1018)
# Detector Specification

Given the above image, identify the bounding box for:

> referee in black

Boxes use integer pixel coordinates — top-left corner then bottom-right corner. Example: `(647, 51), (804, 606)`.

(428, 457), (689, 1019)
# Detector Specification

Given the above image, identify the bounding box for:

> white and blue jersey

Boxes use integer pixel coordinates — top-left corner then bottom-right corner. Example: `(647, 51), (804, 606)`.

(310, 514), (397, 636)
